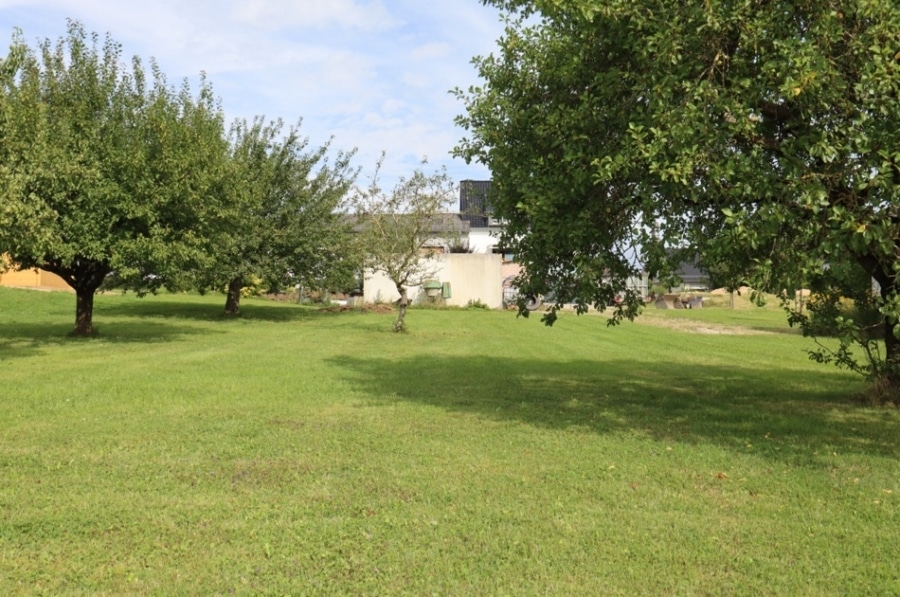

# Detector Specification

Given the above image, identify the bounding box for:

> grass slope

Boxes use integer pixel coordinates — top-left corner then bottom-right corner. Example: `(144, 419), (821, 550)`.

(0, 288), (897, 595)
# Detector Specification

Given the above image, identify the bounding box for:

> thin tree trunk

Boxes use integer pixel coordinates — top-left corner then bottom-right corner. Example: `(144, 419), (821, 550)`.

(394, 285), (408, 332)
(224, 276), (243, 316)
(877, 273), (900, 397)
(884, 315), (900, 384)
(74, 286), (95, 336)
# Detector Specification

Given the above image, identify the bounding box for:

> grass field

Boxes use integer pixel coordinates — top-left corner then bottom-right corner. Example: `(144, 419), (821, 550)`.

(1, 287), (898, 595)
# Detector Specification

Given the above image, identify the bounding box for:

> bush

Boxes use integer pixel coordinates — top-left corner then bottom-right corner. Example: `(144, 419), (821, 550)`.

(785, 259), (892, 389)
(466, 299), (491, 310)
(804, 293), (882, 339)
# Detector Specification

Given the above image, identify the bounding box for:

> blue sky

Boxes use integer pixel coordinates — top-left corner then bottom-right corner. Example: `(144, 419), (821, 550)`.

(0, 0), (505, 194)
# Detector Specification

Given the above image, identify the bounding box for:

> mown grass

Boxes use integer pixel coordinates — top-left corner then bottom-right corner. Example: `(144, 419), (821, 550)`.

(0, 288), (898, 595)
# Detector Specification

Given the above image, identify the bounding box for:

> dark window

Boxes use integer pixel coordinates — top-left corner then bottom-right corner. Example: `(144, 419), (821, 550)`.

(459, 180), (492, 227)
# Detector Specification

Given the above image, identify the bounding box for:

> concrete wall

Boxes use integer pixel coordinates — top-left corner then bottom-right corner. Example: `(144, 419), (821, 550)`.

(364, 253), (504, 309)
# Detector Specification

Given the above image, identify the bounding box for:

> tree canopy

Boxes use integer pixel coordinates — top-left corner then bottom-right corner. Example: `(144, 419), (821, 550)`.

(351, 160), (457, 332)
(0, 21), (229, 335)
(456, 0), (900, 393)
(196, 117), (358, 316)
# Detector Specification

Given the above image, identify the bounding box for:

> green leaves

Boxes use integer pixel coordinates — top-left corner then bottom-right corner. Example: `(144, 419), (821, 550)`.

(196, 116), (358, 311)
(459, 0), (900, 389)
(349, 159), (458, 331)
(0, 21), (230, 331)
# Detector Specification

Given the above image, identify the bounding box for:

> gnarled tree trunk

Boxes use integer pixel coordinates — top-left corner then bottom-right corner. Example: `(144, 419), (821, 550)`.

(856, 255), (900, 399)
(41, 257), (110, 337)
(881, 277), (900, 389)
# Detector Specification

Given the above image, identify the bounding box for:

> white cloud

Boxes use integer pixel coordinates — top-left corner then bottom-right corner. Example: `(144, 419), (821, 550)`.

(411, 41), (452, 61)
(0, 0), (504, 190)
(231, 0), (398, 31)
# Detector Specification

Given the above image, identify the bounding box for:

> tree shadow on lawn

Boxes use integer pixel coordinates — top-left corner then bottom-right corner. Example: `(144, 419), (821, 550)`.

(332, 354), (898, 463)
(0, 319), (219, 361)
(96, 297), (330, 323)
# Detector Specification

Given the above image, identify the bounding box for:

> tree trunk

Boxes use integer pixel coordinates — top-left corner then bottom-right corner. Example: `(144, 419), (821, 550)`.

(394, 285), (408, 333)
(74, 286), (95, 336)
(224, 276), (243, 316)
(42, 258), (109, 337)
(883, 314), (900, 384)
(856, 255), (900, 397)
(878, 275), (900, 396)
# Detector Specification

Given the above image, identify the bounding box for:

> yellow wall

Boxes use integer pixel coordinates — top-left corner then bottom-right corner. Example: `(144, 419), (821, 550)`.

(0, 259), (71, 291)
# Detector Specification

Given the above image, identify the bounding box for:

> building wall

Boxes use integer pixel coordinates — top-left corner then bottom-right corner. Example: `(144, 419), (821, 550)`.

(0, 261), (70, 291)
(467, 227), (502, 254)
(364, 253), (504, 309)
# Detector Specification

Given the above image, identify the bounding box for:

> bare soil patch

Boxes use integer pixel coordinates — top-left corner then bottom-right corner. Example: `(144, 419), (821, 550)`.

(321, 303), (394, 314)
(635, 315), (772, 335)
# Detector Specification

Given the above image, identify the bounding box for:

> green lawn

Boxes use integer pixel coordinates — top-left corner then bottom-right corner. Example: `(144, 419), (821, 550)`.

(1, 288), (898, 595)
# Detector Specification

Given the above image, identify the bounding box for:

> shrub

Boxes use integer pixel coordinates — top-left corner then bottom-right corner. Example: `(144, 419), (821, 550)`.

(466, 299), (491, 310)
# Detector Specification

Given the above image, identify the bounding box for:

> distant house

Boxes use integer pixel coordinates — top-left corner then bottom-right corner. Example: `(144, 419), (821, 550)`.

(459, 180), (505, 255)
(459, 180), (524, 303)
(348, 212), (470, 254)
(668, 254), (710, 291)
(358, 184), (511, 307)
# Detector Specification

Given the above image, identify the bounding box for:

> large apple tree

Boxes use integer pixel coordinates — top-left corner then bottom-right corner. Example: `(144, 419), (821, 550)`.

(455, 0), (900, 396)
(0, 21), (229, 335)
(197, 117), (358, 316)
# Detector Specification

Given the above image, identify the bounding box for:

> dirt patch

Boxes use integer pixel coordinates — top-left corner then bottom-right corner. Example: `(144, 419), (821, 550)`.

(635, 316), (771, 335)
(321, 304), (394, 314)
(263, 292), (299, 302)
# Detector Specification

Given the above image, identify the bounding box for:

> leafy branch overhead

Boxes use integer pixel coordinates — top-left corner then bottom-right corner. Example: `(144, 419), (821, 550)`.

(456, 0), (900, 395)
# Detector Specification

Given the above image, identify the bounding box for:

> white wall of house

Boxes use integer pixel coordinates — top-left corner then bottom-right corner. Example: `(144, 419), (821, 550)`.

(364, 253), (504, 308)
(467, 227), (502, 254)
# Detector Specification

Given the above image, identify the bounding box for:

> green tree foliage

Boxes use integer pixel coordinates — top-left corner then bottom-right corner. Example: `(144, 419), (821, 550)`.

(351, 159), (458, 332)
(790, 258), (886, 382)
(0, 21), (229, 335)
(456, 0), (900, 393)
(197, 117), (358, 315)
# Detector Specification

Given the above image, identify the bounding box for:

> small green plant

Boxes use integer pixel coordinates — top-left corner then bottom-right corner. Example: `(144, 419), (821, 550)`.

(466, 298), (490, 310)
(649, 283), (669, 297)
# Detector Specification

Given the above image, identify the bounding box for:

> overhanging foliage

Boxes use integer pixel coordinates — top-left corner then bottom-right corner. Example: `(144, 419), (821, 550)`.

(456, 0), (900, 391)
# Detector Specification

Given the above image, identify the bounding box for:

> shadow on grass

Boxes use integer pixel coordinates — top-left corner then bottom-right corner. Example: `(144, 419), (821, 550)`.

(0, 319), (220, 361)
(96, 297), (331, 323)
(332, 354), (897, 463)
(0, 294), (371, 360)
